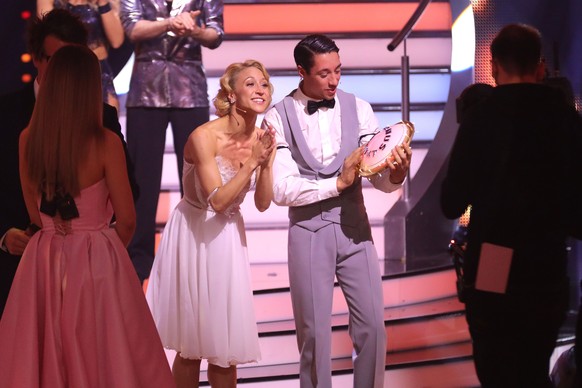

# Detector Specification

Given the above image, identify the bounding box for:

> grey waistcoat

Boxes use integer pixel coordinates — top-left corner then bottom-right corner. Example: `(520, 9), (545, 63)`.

(274, 89), (372, 237)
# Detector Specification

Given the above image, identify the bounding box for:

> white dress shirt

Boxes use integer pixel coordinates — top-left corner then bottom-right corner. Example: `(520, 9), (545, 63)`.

(263, 87), (402, 207)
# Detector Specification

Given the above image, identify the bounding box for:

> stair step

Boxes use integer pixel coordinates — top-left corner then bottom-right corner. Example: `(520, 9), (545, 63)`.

(218, 1), (451, 37)
(202, 37), (452, 74)
(253, 266), (458, 324)
(162, 307), (471, 383)
(193, 339), (476, 386)
(155, 266), (478, 386)
(207, 71), (450, 114)
(248, 310), (468, 367)
(256, 295), (463, 335)
(250, 268), (466, 367)
(214, 351), (478, 387)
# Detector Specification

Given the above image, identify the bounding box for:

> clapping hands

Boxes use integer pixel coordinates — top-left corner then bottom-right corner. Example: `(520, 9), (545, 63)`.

(169, 10), (203, 37)
(252, 123), (276, 168)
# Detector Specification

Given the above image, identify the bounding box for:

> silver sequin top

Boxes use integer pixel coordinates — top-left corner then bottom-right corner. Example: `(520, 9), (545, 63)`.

(120, 0), (224, 108)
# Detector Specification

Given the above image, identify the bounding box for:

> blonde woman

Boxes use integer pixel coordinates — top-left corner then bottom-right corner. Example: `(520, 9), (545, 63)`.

(146, 60), (275, 388)
(37, 0), (124, 111)
(0, 45), (175, 388)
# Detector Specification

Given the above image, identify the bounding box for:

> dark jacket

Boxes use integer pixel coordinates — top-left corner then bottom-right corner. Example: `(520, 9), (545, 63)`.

(441, 83), (582, 293)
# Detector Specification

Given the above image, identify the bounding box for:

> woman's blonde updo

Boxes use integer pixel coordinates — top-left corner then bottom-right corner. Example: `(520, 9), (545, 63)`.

(213, 59), (273, 117)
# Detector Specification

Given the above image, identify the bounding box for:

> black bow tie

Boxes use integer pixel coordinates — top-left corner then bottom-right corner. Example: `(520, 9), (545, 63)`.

(307, 98), (335, 115)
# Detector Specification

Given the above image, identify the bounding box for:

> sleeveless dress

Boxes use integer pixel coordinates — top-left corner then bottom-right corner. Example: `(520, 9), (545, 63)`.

(0, 179), (175, 388)
(146, 156), (261, 368)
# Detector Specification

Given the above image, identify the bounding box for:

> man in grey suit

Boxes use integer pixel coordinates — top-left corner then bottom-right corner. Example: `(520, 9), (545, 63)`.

(263, 34), (412, 388)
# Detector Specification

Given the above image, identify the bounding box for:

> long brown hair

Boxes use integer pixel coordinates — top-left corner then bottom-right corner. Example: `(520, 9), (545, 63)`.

(26, 44), (104, 200)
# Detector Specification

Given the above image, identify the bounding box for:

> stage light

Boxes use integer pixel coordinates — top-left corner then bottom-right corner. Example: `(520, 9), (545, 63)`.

(458, 205), (472, 228)
(22, 73), (33, 83)
(21, 53), (32, 63)
(451, 5), (476, 72)
(21, 10), (32, 20)
(449, 205), (472, 303)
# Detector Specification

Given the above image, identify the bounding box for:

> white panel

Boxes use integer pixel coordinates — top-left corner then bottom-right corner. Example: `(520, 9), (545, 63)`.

(376, 111), (444, 141)
(156, 191), (181, 224)
(339, 73), (451, 104)
(202, 38), (452, 72)
(160, 152), (179, 188)
(245, 223), (392, 264)
(208, 73), (451, 107)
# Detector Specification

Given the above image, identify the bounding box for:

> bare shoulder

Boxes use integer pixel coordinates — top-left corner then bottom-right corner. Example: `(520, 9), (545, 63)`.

(103, 128), (123, 148)
(189, 119), (222, 143)
(99, 129), (125, 165)
(103, 127), (120, 141)
(185, 119), (223, 162)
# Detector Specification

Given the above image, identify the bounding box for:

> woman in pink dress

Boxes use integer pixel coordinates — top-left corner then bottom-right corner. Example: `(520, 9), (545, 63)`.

(0, 44), (175, 388)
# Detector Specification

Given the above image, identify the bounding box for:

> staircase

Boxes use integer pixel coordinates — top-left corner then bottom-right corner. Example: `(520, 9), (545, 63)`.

(115, 1), (485, 386)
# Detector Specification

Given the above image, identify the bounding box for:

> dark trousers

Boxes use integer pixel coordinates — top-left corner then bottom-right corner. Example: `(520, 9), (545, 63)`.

(125, 107), (209, 283)
(465, 283), (568, 388)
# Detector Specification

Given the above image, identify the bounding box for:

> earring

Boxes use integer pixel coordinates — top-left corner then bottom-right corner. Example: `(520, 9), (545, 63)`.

(229, 97), (235, 104)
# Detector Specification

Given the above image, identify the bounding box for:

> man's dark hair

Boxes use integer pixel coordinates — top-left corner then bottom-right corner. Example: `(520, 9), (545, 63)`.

(293, 34), (339, 74)
(27, 8), (88, 61)
(490, 23), (542, 77)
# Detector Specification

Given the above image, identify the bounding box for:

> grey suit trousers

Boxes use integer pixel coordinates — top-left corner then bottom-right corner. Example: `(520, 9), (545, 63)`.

(288, 222), (386, 388)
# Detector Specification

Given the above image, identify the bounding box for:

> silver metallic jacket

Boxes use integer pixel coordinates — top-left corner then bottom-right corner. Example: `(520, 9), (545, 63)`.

(120, 0), (224, 108)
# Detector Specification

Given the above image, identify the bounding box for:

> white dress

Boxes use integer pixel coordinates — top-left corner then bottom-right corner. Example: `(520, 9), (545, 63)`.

(146, 156), (260, 368)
